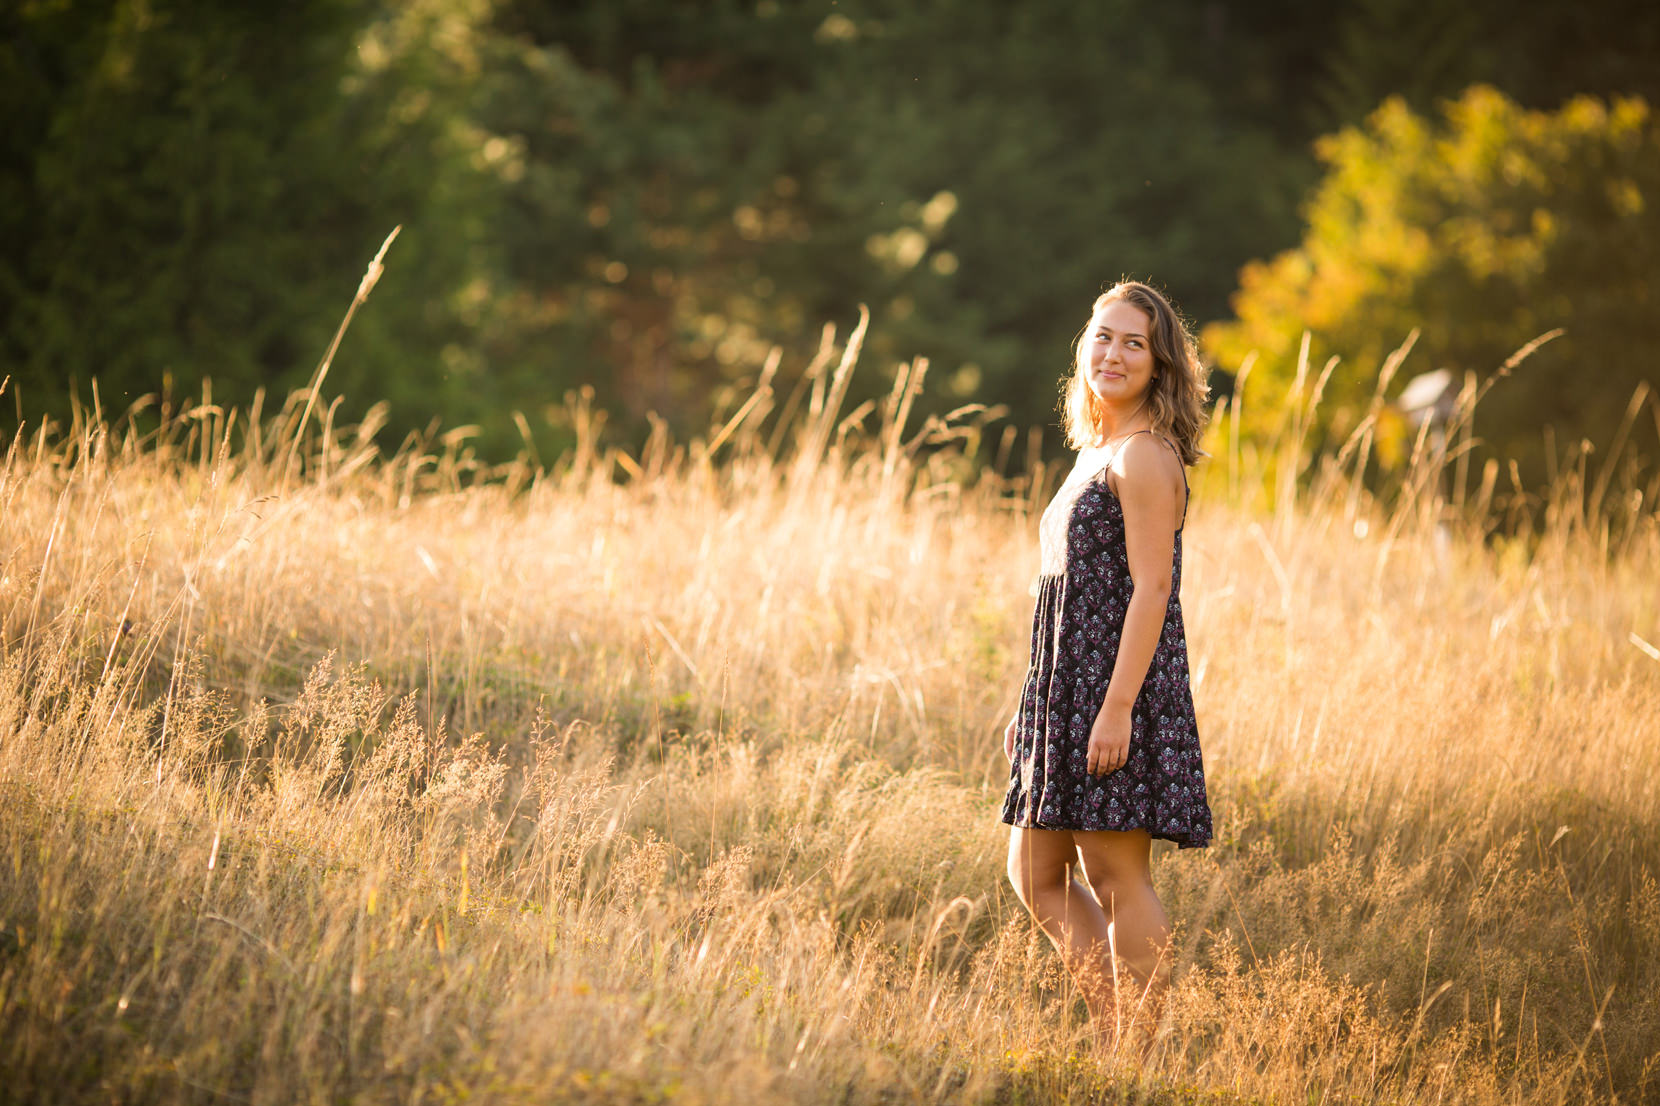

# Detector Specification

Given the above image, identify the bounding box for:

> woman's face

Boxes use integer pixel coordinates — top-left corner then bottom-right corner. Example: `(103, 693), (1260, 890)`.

(1081, 298), (1157, 411)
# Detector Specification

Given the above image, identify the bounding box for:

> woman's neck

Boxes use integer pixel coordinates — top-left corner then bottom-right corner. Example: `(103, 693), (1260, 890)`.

(1091, 395), (1153, 447)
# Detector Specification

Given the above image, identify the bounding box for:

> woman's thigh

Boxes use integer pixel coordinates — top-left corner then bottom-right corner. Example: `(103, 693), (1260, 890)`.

(1007, 825), (1080, 892)
(1072, 827), (1153, 891)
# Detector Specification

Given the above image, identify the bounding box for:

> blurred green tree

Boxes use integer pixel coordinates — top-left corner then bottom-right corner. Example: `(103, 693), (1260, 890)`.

(480, 0), (1303, 439)
(0, 0), (507, 444)
(1203, 85), (1659, 490)
(1214, 0), (1660, 138)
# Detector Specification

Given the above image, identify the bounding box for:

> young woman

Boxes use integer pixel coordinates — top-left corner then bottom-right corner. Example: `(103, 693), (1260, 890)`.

(1000, 280), (1214, 1053)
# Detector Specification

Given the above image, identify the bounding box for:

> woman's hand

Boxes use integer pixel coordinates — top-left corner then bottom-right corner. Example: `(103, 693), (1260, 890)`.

(1004, 715), (1019, 763)
(1087, 700), (1133, 776)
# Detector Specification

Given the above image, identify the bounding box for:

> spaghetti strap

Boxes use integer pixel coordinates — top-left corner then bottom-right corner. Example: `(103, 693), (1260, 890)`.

(1136, 432), (1190, 528)
(1122, 428), (1156, 451)
(1092, 428), (1155, 480)
(1099, 430), (1189, 528)
(1156, 435), (1190, 528)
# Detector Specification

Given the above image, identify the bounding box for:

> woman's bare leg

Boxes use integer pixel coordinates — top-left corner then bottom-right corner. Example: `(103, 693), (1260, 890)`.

(1006, 826), (1116, 1044)
(1073, 828), (1172, 1050)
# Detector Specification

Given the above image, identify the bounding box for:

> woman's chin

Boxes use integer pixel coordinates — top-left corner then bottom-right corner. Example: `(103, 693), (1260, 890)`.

(1090, 385), (1144, 407)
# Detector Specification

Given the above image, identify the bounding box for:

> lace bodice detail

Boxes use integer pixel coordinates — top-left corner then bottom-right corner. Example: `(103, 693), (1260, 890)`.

(1037, 446), (1112, 576)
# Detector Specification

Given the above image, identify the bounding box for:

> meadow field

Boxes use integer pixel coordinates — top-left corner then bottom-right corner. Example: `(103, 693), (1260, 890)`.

(2, 335), (1658, 1104)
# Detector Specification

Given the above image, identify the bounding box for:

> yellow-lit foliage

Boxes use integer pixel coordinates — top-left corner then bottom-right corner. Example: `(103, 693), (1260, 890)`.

(1205, 86), (1659, 490)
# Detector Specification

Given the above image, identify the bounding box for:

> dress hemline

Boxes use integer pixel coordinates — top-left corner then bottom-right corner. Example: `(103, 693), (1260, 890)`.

(999, 812), (1212, 850)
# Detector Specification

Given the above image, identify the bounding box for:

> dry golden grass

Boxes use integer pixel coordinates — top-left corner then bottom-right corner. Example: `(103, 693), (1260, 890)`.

(1, 331), (1658, 1104)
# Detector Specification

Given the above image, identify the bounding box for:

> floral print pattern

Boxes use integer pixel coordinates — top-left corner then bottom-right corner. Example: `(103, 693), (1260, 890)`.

(1000, 436), (1213, 848)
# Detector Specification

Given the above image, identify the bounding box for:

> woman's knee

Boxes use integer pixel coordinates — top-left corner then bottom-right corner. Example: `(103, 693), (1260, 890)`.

(1081, 867), (1153, 911)
(1006, 850), (1043, 906)
(1006, 830), (1071, 907)
(1075, 830), (1151, 893)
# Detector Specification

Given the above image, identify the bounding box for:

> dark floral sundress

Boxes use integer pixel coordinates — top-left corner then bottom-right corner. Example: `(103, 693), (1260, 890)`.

(1000, 431), (1213, 848)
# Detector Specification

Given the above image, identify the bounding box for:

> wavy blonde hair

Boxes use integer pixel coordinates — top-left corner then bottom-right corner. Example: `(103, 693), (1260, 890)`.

(1060, 281), (1210, 465)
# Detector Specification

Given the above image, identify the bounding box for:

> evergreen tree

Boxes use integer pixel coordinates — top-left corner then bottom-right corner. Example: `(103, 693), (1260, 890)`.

(0, 0), (498, 441)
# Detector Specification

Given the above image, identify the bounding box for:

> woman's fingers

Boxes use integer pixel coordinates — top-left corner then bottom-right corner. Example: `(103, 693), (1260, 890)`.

(1088, 744), (1127, 775)
(1089, 705), (1132, 776)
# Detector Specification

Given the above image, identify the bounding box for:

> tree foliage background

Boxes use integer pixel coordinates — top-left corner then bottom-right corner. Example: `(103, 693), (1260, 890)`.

(1205, 87), (1659, 490)
(3, 0), (1657, 470)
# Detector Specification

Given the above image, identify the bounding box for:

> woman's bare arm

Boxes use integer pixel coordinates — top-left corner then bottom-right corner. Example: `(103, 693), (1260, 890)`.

(1086, 435), (1183, 775)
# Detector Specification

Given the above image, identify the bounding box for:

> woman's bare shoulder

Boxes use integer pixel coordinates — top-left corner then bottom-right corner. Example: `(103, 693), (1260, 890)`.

(1110, 432), (1183, 483)
(1106, 433), (1184, 519)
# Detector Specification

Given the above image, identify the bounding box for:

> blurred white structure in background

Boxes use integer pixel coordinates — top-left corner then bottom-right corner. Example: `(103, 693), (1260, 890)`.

(1395, 368), (1459, 557)
(1396, 368), (1458, 430)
